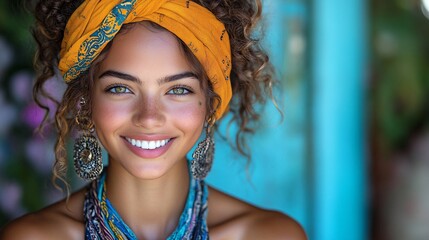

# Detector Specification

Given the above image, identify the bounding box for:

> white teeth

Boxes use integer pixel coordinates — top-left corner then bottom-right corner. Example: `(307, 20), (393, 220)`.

(142, 141), (149, 149)
(126, 137), (170, 150)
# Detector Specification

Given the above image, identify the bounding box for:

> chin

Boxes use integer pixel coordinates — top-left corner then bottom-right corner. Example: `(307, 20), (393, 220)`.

(126, 162), (175, 180)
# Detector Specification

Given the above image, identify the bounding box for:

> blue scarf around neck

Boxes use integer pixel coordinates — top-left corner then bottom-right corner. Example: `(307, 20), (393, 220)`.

(83, 170), (209, 239)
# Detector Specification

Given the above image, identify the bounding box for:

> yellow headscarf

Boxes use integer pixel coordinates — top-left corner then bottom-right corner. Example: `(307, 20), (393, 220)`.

(59, 0), (232, 120)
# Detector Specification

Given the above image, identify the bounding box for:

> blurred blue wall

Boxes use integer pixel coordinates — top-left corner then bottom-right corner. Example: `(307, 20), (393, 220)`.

(206, 0), (368, 239)
(206, 0), (310, 233)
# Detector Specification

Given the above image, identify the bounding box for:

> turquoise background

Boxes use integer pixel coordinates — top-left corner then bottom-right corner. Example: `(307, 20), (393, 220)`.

(207, 0), (368, 239)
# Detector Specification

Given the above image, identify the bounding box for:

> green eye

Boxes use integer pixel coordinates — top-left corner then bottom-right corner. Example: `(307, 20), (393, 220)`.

(108, 86), (131, 94)
(168, 87), (191, 95)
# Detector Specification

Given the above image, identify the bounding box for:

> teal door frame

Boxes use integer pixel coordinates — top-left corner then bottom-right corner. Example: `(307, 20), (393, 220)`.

(311, 0), (368, 239)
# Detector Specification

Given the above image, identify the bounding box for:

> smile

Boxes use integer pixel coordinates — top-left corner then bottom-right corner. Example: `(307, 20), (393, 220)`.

(125, 137), (171, 150)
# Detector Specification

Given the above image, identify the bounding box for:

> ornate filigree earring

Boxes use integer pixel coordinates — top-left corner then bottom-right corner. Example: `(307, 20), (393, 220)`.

(191, 118), (215, 180)
(73, 97), (102, 181)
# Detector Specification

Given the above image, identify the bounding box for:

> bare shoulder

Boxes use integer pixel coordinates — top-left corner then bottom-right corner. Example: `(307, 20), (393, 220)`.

(0, 188), (86, 240)
(208, 187), (307, 240)
(240, 209), (307, 240)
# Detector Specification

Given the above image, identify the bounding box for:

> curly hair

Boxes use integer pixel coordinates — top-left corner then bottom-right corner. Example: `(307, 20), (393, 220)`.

(32, 0), (274, 188)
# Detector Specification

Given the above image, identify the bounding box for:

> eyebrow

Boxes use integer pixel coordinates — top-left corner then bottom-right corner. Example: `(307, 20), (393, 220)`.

(98, 70), (197, 85)
(158, 71), (197, 85)
(98, 70), (141, 84)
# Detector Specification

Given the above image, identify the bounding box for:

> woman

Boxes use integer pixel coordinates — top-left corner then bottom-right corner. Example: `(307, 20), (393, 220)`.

(1, 0), (306, 239)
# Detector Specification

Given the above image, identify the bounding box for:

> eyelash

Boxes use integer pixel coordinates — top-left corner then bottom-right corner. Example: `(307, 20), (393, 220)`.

(167, 85), (194, 96)
(105, 84), (132, 94)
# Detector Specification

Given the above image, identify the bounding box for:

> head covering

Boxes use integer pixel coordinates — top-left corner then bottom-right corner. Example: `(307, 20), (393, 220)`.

(59, 0), (232, 120)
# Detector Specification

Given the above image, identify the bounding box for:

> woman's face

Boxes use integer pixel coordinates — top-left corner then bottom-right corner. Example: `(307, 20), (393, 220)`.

(91, 22), (207, 179)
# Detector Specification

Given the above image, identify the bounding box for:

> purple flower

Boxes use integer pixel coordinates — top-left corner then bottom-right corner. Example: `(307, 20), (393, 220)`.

(19, 75), (65, 130)
(0, 181), (25, 218)
(42, 76), (66, 102)
(21, 102), (45, 129)
(10, 71), (33, 103)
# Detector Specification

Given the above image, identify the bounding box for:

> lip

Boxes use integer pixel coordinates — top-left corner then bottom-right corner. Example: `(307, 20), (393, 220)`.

(122, 136), (175, 159)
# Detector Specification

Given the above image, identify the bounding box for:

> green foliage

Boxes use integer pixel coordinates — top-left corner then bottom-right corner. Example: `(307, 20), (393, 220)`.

(0, 0), (34, 62)
(371, 0), (429, 149)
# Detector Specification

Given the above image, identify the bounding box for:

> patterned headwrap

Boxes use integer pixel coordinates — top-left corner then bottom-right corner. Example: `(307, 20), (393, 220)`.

(59, 0), (232, 120)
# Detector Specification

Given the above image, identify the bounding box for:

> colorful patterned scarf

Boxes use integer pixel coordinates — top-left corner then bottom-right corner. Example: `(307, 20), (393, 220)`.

(83, 172), (209, 239)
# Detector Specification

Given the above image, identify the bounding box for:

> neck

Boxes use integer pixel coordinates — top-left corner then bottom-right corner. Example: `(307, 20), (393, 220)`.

(104, 158), (190, 240)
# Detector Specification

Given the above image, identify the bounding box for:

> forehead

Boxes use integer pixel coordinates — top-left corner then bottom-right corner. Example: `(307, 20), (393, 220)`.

(97, 22), (192, 80)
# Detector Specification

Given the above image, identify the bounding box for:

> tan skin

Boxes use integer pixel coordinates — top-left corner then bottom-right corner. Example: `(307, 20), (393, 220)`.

(0, 23), (307, 240)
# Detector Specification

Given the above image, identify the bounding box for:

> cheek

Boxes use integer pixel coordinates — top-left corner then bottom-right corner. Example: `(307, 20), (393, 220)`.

(164, 99), (206, 131)
(91, 95), (133, 134)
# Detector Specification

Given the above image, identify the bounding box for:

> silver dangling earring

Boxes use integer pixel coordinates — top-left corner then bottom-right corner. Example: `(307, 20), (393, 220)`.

(73, 97), (102, 181)
(191, 119), (215, 180)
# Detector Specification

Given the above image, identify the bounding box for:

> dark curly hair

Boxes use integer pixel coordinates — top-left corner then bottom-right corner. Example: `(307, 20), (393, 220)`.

(32, 0), (275, 188)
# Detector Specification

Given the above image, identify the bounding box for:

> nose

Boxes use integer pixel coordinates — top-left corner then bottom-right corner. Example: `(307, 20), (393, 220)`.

(132, 94), (166, 129)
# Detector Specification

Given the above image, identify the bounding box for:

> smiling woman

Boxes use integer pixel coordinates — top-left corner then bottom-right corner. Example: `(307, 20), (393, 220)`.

(0, 0), (306, 239)
(92, 23), (207, 179)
